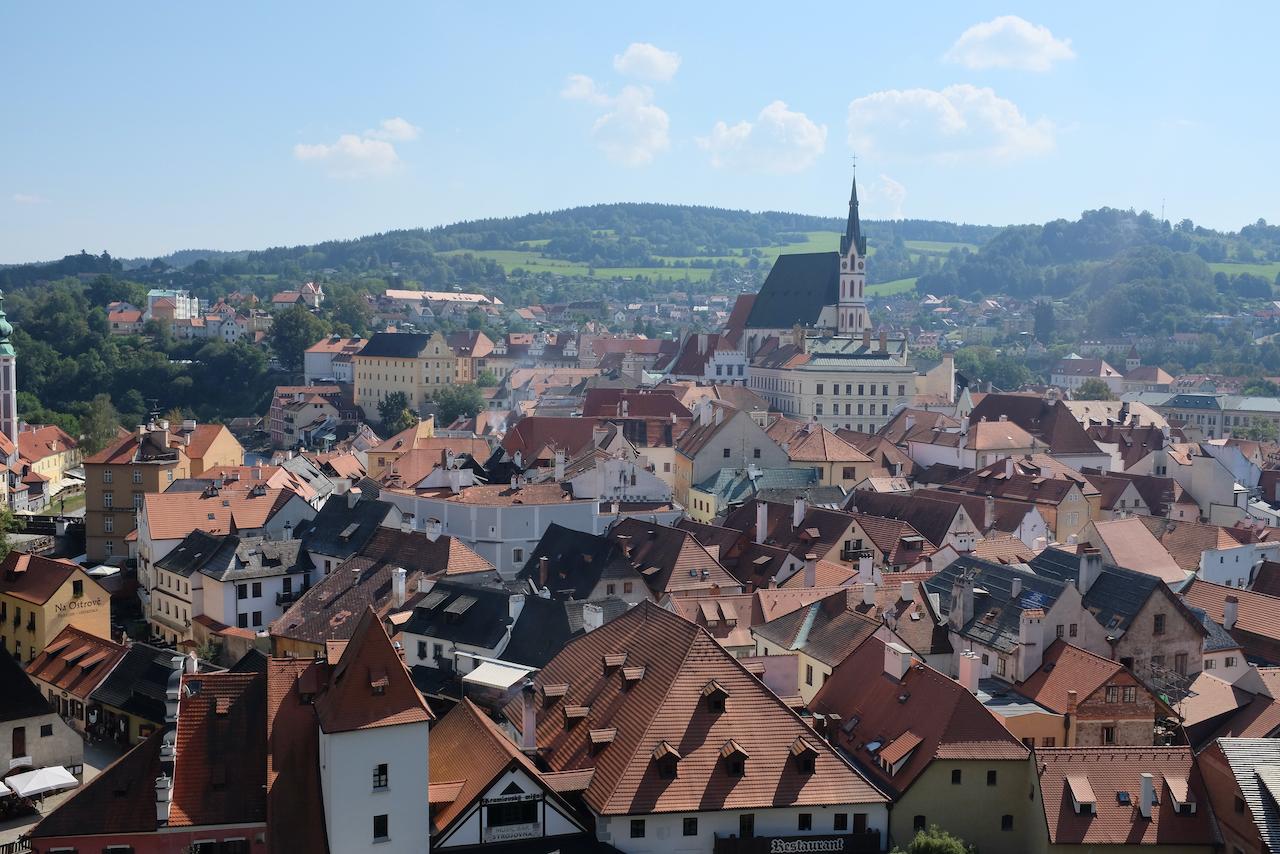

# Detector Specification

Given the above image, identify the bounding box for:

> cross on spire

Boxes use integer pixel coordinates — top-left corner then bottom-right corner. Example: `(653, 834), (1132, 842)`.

(840, 161), (866, 258)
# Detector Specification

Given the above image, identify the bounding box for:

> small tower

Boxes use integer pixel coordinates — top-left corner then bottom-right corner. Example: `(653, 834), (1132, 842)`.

(1125, 344), (1141, 372)
(0, 290), (17, 452)
(838, 168), (871, 335)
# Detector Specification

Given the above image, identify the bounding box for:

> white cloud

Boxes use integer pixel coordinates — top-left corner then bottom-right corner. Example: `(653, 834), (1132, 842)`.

(591, 85), (670, 167)
(697, 100), (827, 174)
(11, 193), (46, 204)
(561, 73), (610, 106)
(294, 117), (420, 178)
(944, 16), (1075, 72)
(612, 42), (681, 82)
(847, 84), (1054, 163)
(874, 175), (907, 219)
(366, 117), (421, 141)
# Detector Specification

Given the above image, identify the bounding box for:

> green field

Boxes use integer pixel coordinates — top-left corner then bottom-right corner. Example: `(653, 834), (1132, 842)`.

(439, 233), (973, 287)
(1209, 261), (1280, 279)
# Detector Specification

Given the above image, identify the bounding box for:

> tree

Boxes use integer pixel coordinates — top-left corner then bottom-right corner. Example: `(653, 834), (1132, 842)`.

(891, 825), (971, 854)
(433, 383), (484, 426)
(1074, 378), (1117, 400)
(1242, 378), (1280, 397)
(0, 508), (23, 562)
(377, 391), (412, 427)
(1033, 300), (1055, 343)
(475, 369), (499, 388)
(269, 305), (329, 373)
(80, 393), (120, 454)
(1238, 417), (1279, 442)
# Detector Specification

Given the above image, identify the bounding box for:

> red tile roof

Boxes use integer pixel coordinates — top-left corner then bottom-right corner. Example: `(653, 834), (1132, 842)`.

(142, 487), (296, 541)
(1016, 640), (1129, 713)
(504, 601), (885, 815)
(17, 424), (77, 462)
(30, 731), (164, 840)
(266, 657), (328, 854)
(26, 625), (127, 700)
(810, 634), (1027, 796)
(0, 551), (86, 605)
(1183, 579), (1280, 663)
(1036, 747), (1214, 846)
(314, 607), (432, 733)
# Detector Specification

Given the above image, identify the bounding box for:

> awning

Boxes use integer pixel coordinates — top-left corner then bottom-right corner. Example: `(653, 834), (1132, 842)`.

(462, 661), (534, 691)
(7, 766), (79, 798)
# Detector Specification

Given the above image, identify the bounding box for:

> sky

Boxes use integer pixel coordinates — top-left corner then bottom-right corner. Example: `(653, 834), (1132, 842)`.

(2, 2), (1278, 263)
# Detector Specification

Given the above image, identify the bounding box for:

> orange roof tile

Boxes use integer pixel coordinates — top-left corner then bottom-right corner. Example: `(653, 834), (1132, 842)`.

(314, 607), (432, 733)
(142, 488), (295, 541)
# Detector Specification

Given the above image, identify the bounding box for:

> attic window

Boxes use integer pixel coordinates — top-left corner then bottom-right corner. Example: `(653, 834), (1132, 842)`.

(652, 740), (681, 779)
(721, 740), (750, 776)
(702, 679), (729, 713)
(790, 737), (818, 774)
(563, 705), (590, 726)
(622, 666), (645, 685)
(589, 728), (618, 751)
(602, 652), (627, 673)
(370, 672), (389, 696)
(542, 683), (570, 702)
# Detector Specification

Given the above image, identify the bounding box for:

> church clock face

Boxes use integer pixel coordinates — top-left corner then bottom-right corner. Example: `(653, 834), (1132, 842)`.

(857, 261), (864, 270)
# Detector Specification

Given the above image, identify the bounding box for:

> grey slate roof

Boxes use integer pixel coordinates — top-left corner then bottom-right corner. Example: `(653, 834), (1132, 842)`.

(926, 555), (1065, 654)
(516, 523), (622, 600)
(153, 529), (238, 578)
(154, 531), (313, 583)
(693, 466), (820, 507)
(1029, 548), (1166, 636)
(1217, 738), (1280, 852)
(90, 644), (220, 723)
(357, 331), (434, 358)
(1189, 606), (1243, 653)
(0, 647), (53, 723)
(744, 252), (839, 330)
(400, 580), (512, 650)
(299, 494), (395, 561)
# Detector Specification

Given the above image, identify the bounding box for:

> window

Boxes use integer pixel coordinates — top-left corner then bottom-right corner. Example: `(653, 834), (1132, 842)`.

(433, 643), (444, 660)
(630, 819), (646, 839)
(1103, 726), (1116, 745)
(12, 726), (25, 758)
(103, 492), (113, 508)
(133, 493), (143, 511)
(1175, 653), (1188, 675)
(816, 384), (824, 395)
(898, 384), (906, 397)
(739, 814), (755, 838)
(798, 813), (812, 831)
(753, 448), (761, 459)
(282, 577), (293, 595)
(417, 641), (427, 660)
(373, 814), (389, 841)
(104, 515), (114, 533)
(1105, 686), (1120, 703)
(72, 580), (83, 598)
(513, 548), (524, 564)
(815, 404), (823, 415)
(1022, 738), (1035, 748)
(237, 613), (248, 629)
(606, 584), (616, 596)
(237, 584), (247, 601)
(833, 813), (848, 831)
(1123, 686), (1137, 703)
(1154, 613), (1166, 635)
(951, 769), (962, 785)
(251, 582), (262, 598)
(372, 763), (388, 790)
(252, 611), (262, 627)
(683, 817), (698, 836)
(987, 770), (998, 786)
(723, 448), (731, 458)
(1001, 814), (1014, 831)
(805, 664), (813, 686)
(913, 815), (926, 832)
(132, 469), (142, 484)
(1226, 656), (1238, 668)
(996, 657), (1006, 677)
(40, 723), (52, 737)
(103, 469), (113, 483)
(1152, 655), (1165, 668)
(1056, 624), (1064, 639)
(1069, 623), (1078, 638)
(1205, 658), (1217, 670)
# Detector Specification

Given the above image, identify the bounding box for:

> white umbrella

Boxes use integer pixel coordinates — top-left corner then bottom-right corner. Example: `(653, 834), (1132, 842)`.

(6, 766), (78, 798)
(0, 779), (10, 796)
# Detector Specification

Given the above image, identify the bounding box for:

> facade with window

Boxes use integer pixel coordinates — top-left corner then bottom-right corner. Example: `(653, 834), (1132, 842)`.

(0, 552), (110, 663)
(0, 649), (83, 787)
(352, 330), (459, 418)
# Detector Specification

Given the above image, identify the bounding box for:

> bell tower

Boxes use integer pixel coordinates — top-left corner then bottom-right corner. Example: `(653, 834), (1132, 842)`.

(0, 290), (17, 454)
(838, 167), (870, 335)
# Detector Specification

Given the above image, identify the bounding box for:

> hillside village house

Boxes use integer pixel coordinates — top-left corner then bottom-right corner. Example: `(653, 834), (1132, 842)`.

(83, 419), (244, 562)
(25, 624), (128, 735)
(0, 552), (111, 664)
(353, 330), (458, 417)
(672, 401), (788, 508)
(17, 423), (81, 494)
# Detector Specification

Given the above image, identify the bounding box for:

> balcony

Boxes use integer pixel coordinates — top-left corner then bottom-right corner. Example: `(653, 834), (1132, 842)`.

(839, 547), (873, 562)
(713, 832), (881, 854)
(276, 587), (307, 607)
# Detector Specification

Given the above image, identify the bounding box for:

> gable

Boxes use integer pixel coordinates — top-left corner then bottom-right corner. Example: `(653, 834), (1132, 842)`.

(436, 764), (585, 848)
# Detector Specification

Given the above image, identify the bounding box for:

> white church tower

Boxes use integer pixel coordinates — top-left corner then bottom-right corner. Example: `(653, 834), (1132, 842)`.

(0, 290), (17, 451)
(838, 169), (871, 335)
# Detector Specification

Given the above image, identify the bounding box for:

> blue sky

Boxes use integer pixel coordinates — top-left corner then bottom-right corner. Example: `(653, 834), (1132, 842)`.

(2, 2), (1277, 263)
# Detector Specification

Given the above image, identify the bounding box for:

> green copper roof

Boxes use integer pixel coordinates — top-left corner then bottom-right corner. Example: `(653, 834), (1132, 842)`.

(0, 290), (14, 356)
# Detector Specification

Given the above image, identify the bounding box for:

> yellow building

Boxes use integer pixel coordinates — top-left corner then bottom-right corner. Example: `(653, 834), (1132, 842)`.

(17, 424), (82, 495)
(0, 552), (111, 663)
(82, 420), (244, 562)
(353, 331), (458, 420)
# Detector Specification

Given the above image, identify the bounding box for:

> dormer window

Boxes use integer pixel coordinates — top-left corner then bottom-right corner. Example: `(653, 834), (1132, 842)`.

(370, 671), (389, 696)
(703, 679), (729, 713)
(651, 740), (681, 779)
(602, 652), (627, 674)
(721, 739), (750, 777)
(790, 737), (818, 774)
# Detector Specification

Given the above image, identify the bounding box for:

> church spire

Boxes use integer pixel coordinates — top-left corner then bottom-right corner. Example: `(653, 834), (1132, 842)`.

(840, 165), (866, 258)
(0, 290), (13, 358)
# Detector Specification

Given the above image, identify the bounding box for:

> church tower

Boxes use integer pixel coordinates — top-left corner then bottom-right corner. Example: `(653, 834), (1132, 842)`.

(838, 168), (871, 335)
(0, 291), (17, 452)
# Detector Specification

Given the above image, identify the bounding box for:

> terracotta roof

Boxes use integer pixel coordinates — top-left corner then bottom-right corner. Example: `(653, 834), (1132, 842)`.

(304, 335), (366, 355)
(966, 419), (1038, 451)
(848, 491), (965, 550)
(878, 409), (960, 445)
(778, 559), (857, 589)
(1141, 517), (1247, 573)
(852, 512), (936, 567)
(784, 424), (872, 463)
(580, 388), (691, 420)
(315, 607), (432, 733)
(0, 551), (85, 605)
(1183, 579), (1280, 663)
(1035, 747), (1214, 846)
(1016, 639), (1129, 713)
(810, 634), (1028, 797)
(503, 601), (885, 815)
(170, 671), (268, 827)
(972, 535), (1036, 564)
(17, 424), (77, 462)
(753, 590), (882, 666)
(1088, 517), (1187, 584)
(142, 487), (295, 541)
(266, 657), (328, 854)
(83, 423), (234, 466)
(607, 517), (742, 596)
(30, 731), (164, 839)
(25, 625), (127, 700)
(1200, 669), (1280, 741)
(967, 395), (1102, 457)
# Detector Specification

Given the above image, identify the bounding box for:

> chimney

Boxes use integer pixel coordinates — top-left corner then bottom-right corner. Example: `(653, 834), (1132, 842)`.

(905, 413), (915, 433)
(803, 553), (818, 588)
(425, 517), (442, 541)
(862, 582), (876, 607)
(520, 679), (538, 753)
(714, 406), (725, 425)
(183, 651), (198, 675)
(509, 593), (526, 624)
(155, 772), (174, 825)
(391, 567), (407, 608)
(347, 489), (361, 509)
(592, 423), (608, 448)
(448, 468), (463, 494)
(620, 398), (630, 417)
(1224, 595), (1239, 630)
(793, 496), (806, 529)
(582, 602), (605, 632)
(538, 556), (549, 588)
(901, 580), (915, 602)
(137, 423), (148, 438)
(862, 328), (871, 349)
(949, 572), (975, 631)
(1018, 608), (1045, 681)
(755, 502), (768, 545)
(984, 495), (996, 530)
(958, 650), (979, 694)
(1010, 576), (1023, 599)
(883, 641), (913, 681)
(1066, 689), (1078, 715)
(1033, 536), (1047, 551)
(1078, 549), (1102, 595)
(1139, 773), (1156, 820)
(858, 554), (874, 585)
(879, 329), (888, 352)
(1004, 457), (1015, 478)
